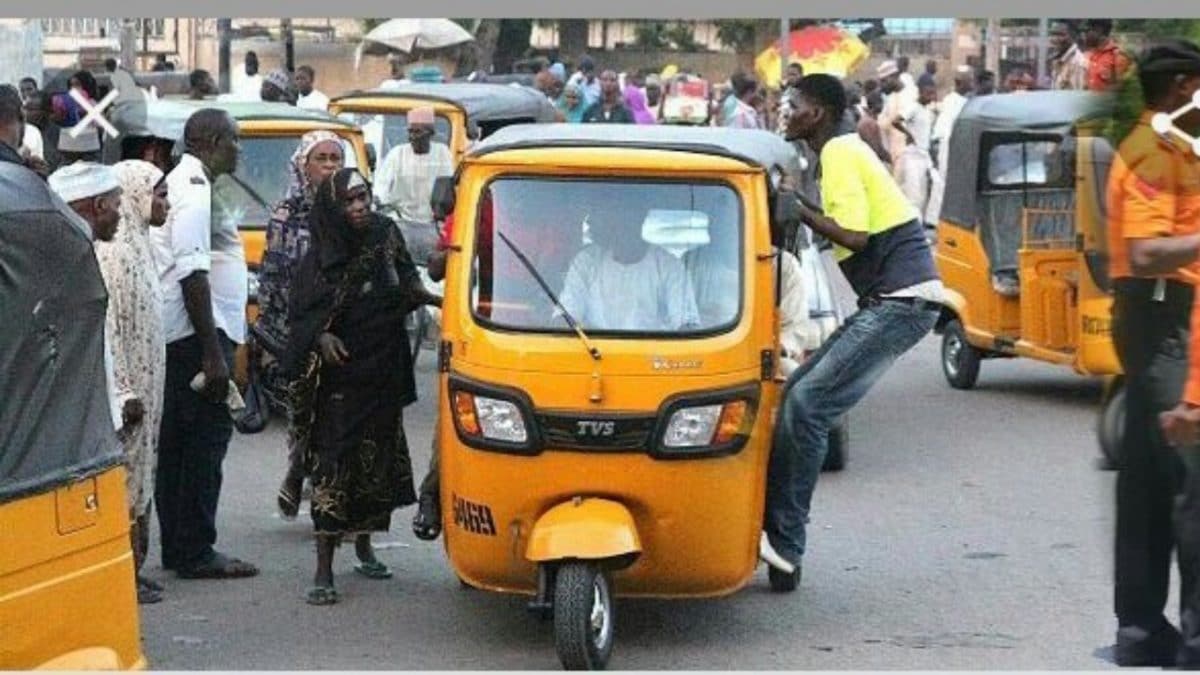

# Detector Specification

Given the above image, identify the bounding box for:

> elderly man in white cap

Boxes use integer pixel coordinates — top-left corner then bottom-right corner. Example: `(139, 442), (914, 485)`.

(47, 162), (126, 478)
(375, 105), (453, 224)
(49, 161), (122, 243)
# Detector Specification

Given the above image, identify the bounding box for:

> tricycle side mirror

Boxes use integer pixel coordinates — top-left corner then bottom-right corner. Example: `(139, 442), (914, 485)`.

(466, 120), (481, 141)
(430, 176), (456, 221)
(365, 144), (378, 174)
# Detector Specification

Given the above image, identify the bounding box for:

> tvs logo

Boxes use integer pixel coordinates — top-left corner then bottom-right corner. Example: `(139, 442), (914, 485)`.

(575, 420), (616, 437)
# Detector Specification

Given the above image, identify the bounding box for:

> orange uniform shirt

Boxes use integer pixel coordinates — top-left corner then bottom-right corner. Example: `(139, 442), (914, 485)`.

(1107, 113), (1200, 284)
(1108, 113), (1200, 404)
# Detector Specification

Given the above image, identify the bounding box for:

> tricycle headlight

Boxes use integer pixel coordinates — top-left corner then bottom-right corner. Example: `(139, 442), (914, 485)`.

(661, 400), (753, 451)
(663, 404), (722, 448)
(467, 394), (528, 444)
(247, 270), (261, 301)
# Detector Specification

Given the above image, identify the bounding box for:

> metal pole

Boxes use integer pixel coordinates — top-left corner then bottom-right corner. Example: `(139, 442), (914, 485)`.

(282, 18), (294, 72)
(985, 18), (1001, 80)
(1036, 17), (1049, 85)
(218, 18), (231, 94)
(120, 18), (137, 71)
(780, 17), (790, 85)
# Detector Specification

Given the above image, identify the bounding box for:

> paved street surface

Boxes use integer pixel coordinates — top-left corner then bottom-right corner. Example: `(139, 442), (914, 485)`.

(141, 265), (1128, 669)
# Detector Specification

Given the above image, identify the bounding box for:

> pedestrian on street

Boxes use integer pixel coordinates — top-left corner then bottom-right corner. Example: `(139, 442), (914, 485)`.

(877, 60), (918, 181)
(232, 51), (263, 101)
(150, 109), (259, 581)
(724, 76), (763, 129)
(856, 90), (891, 167)
(260, 130), (346, 519)
(975, 69), (997, 96)
(53, 71), (102, 165)
(1049, 20), (1090, 91)
(374, 106), (454, 223)
(283, 168), (439, 606)
(567, 55), (601, 109)
(23, 91), (60, 173)
(1104, 40), (1200, 668)
(557, 83), (587, 124)
(261, 70), (297, 106)
(18, 77), (38, 105)
(46, 161), (126, 480)
(1083, 19), (1133, 93)
(91, 159), (171, 604)
(925, 66), (974, 226)
(760, 74), (943, 590)
(188, 69), (217, 101)
(582, 70), (635, 124)
(624, 80), (658, 125)
(294, 66), (330, 111)
(891, 78), (938, 223)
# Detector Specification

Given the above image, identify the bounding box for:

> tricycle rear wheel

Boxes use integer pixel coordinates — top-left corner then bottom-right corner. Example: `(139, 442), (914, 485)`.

(1098, 380), (1126, 471)
(553, 562), (615, 670)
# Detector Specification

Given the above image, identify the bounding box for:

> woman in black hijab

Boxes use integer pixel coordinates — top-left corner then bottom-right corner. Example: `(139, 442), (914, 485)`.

(284, 168), (440, 606)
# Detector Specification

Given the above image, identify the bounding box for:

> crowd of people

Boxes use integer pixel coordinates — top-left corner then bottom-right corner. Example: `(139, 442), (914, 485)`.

(9, 26), (1200, 667)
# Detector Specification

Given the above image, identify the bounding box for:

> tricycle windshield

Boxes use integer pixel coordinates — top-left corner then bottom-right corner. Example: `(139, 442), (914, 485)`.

(213, 135), (359, 228)
(471, 177), (744, 337)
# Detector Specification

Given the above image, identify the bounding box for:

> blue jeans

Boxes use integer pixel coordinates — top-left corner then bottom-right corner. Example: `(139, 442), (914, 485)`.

(764, 299), (939, 564)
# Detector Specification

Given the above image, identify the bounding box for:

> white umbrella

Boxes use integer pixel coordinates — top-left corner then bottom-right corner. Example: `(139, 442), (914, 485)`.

(356, 18), (474, 68)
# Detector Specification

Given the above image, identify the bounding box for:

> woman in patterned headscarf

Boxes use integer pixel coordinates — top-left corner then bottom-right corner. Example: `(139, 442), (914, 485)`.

(94, 159), (170, 604)
(284, 168), (440, 605)
(258, 130), (346, 520)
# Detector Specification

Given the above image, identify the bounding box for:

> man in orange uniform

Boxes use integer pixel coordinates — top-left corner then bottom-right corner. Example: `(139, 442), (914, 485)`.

(1107, 40), (1200, 668)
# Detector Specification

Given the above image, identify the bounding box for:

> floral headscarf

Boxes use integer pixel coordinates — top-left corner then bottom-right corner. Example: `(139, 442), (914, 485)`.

(112, 160), (164, 234)
(285, 130), (344, 201)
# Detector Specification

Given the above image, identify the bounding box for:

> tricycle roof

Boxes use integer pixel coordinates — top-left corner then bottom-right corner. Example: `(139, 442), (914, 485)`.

(331, 83), (558, 123)
(467, 123), (802, 175)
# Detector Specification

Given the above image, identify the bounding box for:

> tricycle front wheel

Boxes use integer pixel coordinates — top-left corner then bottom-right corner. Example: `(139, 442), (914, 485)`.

(553, 562), (615, 670)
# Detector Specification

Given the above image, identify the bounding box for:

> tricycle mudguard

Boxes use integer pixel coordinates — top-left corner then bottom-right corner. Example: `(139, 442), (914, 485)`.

(526, 498), (642, 563)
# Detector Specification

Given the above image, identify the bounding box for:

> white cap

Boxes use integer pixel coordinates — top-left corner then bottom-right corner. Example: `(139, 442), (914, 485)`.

(876, 60), (899, 79)
(48, 162), (120, 204)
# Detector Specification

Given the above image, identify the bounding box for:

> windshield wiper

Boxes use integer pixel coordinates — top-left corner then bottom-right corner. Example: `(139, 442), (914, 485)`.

(226, 174), (271, 212)
(495, 230), (601, 361)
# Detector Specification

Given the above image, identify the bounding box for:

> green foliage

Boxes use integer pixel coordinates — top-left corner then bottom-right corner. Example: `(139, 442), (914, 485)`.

(664, 23), (704, 52)
(633, 21), (671, 50)
(1117, 19), (1200, 40)
(714, 19), (758, 53)
(1103, 20), (1200, 146)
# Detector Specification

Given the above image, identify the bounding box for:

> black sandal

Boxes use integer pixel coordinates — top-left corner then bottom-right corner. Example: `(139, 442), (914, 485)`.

(412, 496), (442, 541)
(305, 585), (339, 606)
(137, 579), (163, 604)
(176, 552), (260, 580)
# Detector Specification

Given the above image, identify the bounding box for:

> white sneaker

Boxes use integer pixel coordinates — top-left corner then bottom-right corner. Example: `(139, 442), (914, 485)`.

(759, 532), (796, 574)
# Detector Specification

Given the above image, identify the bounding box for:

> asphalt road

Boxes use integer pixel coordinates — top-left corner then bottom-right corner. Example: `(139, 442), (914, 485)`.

(140, 267), (1132, 669)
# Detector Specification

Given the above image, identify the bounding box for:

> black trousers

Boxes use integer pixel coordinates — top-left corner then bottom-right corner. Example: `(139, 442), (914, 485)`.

(155, 332), (236, 570)
(418, 429), (439, 504)
(1113, 279), (1200, 646)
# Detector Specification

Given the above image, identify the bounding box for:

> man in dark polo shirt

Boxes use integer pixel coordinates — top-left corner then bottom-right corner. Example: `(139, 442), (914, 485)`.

(582, 70), (634, 124)
(760, 74), (943, 591)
